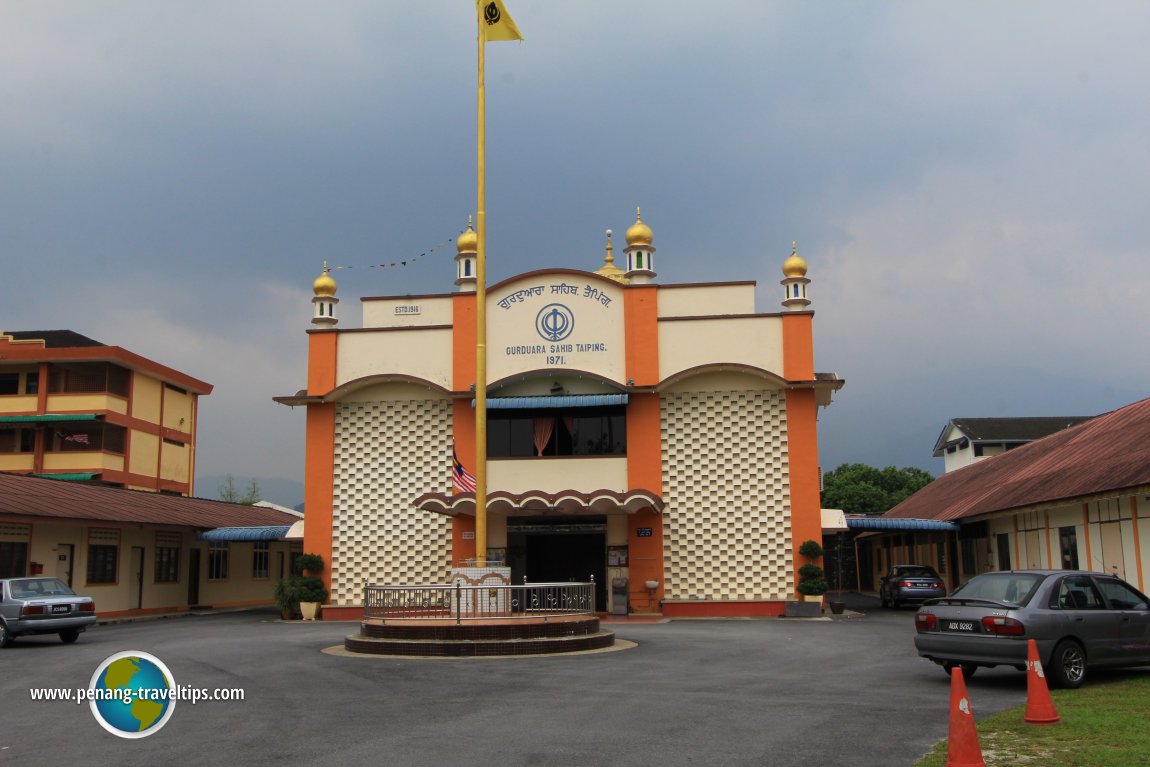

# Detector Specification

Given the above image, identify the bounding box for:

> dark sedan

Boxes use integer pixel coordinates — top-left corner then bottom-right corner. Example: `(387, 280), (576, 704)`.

(880, 564), (947, 608)
(914, 569), (1150, 688)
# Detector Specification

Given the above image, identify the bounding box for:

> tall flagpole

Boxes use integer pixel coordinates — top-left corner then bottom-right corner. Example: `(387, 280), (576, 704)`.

(474, 12), (489, 567)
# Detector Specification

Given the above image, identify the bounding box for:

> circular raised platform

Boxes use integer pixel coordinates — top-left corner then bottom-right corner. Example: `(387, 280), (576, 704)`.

(344, 615), (615, 657)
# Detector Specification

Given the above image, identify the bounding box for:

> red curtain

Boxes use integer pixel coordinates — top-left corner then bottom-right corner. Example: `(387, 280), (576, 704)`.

(533, 418), (554, 456)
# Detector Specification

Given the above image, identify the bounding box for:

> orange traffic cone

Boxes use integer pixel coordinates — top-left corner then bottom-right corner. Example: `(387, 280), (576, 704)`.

(1024, 639), (1061, 725)
(946, 666), (987, 767)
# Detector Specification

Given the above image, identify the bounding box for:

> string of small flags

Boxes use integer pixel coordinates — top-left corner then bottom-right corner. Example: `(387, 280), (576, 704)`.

(328, 236), (457, 272)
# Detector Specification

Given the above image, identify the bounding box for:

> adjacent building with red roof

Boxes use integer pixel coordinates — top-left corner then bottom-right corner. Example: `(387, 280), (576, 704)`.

(870, 397), (1150, 593)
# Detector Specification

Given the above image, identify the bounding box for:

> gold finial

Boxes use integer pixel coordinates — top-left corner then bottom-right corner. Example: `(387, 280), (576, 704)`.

(636, 206), (642, 221)
(792, 241), (797, 255)
(596, 228), (628, 283)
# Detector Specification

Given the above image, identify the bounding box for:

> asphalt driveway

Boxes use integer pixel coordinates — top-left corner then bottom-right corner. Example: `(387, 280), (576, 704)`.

(4, 601), (1035, 767)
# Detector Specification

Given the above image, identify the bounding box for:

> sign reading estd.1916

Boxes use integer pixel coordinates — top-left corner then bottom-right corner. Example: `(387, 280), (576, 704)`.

(636, 528), (653, 537)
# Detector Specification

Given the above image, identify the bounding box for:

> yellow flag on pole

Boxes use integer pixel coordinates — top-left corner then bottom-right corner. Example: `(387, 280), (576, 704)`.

(478, 0), (523, 42)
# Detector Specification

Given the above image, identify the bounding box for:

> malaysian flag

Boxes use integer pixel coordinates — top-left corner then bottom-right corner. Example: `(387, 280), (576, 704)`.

(452, 448), (477, 492)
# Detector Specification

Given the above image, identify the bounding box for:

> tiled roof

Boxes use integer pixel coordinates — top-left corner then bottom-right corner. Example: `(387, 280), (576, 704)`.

(933, 416), (1093, 455)
(889, 397), (1150, 522)
(0, 472), (299, 528)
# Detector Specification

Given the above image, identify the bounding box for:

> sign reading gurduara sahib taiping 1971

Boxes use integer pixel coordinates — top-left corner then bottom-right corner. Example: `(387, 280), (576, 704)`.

(498, 281), (613, 366)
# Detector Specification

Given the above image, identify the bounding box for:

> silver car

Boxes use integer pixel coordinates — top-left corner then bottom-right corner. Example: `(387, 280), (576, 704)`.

(0, 577), (98, 647)
(914, 569), (1150, 688)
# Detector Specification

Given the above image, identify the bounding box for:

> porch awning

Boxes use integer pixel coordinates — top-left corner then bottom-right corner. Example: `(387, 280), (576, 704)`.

(414, 488), (663, 517)
(0, 414), (102, 424)
(846, 516), (959, 532)
(32, 472), (101, 481)
(472, 394), (628, 409)
(198, 526), (292, 542)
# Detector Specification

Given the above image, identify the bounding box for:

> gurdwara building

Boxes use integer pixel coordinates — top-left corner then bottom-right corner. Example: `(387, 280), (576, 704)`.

(276, 212), (842, 618)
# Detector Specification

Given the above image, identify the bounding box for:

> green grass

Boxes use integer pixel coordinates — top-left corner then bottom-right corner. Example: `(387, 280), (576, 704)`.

(915, 674), (1150, 767)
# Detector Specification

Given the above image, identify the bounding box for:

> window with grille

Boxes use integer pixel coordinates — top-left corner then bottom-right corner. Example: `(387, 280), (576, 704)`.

(208, 542), (229, 580)
(86, 528), (120, 587)
(154, 532), (181, 583)
(0, 542), (29, 578)
(252, 542), (269, 579)
(48, 363), (131, 397)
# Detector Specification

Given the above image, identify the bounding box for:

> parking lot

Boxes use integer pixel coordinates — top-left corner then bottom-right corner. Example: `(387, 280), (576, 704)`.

(4, 601), (1037, 766)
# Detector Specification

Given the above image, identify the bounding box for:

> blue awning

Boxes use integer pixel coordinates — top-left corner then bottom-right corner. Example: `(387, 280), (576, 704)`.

(198, 526), (292, 542)
(846, 517), (959, 532)
(472, 394), (628, 409)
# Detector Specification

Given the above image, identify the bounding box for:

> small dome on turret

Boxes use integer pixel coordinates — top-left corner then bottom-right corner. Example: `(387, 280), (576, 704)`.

(625, 207), (653, 246)
(457, 217), (477, 254)
(313, 262), (337, 297)
(782, 242), (807, 278)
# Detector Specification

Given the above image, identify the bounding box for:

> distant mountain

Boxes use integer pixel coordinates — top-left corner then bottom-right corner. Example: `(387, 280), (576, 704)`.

(196, 475), (304, 512)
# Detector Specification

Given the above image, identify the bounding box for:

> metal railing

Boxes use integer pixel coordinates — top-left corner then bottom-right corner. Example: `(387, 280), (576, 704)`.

(363, 580), (596, 623)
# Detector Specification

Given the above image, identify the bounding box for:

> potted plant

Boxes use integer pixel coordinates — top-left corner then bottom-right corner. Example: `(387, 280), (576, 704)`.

(296, 553), (324, 577)
(785, 540), (827, 617)
(296, 576), (329, 621)
(827, 532), (847, 615)
(274, 577), (303, 620)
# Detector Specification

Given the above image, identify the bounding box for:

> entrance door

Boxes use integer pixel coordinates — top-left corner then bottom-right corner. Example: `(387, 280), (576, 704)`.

(187, 548), (201, 606)
(509, 516), (607, 610)
(1099, 523), (1126, 580)
(130, 546), (145, 610)
(56, 544), (74, 587)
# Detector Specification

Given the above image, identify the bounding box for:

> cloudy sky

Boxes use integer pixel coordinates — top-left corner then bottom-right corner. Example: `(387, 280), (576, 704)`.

(3, 2), (1148, 505)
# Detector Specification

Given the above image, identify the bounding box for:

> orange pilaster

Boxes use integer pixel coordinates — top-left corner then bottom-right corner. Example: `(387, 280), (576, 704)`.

(307, 330), (338, 395)
(451, 294), (478, 566)
(782, 309), (821, 596)
(451, 399), (477, 565)
(785, 388), (822, 596)
(623, 286), (664, 610)
(623, 285), (659, 385)
(781, 312), (814, 381)
(304, 329), (338, 605)
(452, 293), (477, 392)
(304, 404), (335, 601)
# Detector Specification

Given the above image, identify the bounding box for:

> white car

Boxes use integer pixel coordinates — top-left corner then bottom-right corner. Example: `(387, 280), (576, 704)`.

(0, 577), (97, 646)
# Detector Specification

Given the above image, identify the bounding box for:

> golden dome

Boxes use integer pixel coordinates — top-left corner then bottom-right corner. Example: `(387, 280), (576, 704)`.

(625, 207), (653, 246)
(456, 217), (477, 253)
(313, 261), (337, 297)
(782, 241), (808, 278)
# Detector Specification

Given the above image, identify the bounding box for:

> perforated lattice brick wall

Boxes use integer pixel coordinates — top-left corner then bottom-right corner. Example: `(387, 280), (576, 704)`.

(661, 389), (793, 601)
(331, 399), (453, 604)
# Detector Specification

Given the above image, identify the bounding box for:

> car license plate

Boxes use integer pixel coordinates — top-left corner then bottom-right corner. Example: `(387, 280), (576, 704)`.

(51, 605), (69, 614)
(945, 620), (976, 632)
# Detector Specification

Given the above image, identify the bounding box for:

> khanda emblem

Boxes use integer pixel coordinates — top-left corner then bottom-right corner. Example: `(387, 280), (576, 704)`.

(484, 2), (501, 25)
(536, 304), (575, 342)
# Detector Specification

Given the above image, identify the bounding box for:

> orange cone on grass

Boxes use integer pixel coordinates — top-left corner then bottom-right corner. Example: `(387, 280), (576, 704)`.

(1024, 638), (1061, 725)
(946, 666), (986, 767)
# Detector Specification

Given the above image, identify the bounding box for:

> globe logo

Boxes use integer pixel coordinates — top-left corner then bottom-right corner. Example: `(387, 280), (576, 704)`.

(88, 651), (177, 738)
(536, 303), (575, 342)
